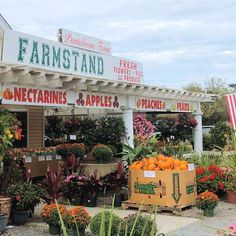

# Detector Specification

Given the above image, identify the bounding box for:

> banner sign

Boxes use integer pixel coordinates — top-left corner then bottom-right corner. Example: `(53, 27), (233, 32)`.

(136, 97), (166, 111)
(0, 85), (68, 107)
(171, 101), (195, 112)
(59, 28), (111, 55)
(2, 30), (143, 84)
(73, 91), (121, 109)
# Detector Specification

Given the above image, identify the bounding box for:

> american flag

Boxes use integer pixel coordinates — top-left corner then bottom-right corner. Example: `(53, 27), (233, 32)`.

(226, 94), (236, 130)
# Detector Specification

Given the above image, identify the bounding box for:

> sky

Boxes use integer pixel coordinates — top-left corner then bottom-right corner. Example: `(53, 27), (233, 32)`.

(1, 0), (236, 89)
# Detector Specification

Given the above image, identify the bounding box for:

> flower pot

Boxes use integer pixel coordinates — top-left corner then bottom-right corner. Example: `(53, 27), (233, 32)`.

(49, 224), (61, 235)
(0, 196), (11, 221)
(72, 227), (85, 236)
(203, 208), (214, 217)
(114, 194), (122, 207)
(85, 195), (97, 207)
(12, 210), (29, 225)
(0, 214), (7, 234)
(226, 190), (236, 204)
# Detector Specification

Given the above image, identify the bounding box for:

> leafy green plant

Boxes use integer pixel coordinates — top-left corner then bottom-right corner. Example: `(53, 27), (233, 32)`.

(67, 143), (86, 159)
(95, 116), (126, 153)
(210, 122), (231, 148)
(7, 182), (46, 211)
(195, 191), (219, 211)
(119, 213), (158, 236)
(221, 140), (236, 192)
(90, 211), (122, 236)
(41, 167), (64, 202)
(91, 144), (113, 162)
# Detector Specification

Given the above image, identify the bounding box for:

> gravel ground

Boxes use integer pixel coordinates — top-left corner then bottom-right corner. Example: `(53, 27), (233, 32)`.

(2, 201), (236, 236)
(167, 202), (236, 236)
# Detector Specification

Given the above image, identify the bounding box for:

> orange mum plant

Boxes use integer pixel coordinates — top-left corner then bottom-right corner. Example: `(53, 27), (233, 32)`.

(68, 206), (91, 230)
(195, 191), (219, 211)
(129, 154), (188, 171)
(41, 204), (69, 226)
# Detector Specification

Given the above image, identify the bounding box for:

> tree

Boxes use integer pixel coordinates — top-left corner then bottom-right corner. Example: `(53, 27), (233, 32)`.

(184, 78), (232, 126)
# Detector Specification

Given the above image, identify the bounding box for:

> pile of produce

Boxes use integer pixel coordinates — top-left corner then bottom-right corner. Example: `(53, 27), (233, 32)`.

(129, 154), (188, 171)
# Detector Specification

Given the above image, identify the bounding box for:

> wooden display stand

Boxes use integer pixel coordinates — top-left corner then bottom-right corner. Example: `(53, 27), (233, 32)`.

(122, 169), (196, 214)
(24, 154), (62, 177)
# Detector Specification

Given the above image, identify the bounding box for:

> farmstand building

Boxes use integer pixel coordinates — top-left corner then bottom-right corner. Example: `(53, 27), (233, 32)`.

(0, 15), (214, 173)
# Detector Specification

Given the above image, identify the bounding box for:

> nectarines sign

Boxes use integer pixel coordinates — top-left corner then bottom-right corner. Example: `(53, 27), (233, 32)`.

(0, 85), (68, 106)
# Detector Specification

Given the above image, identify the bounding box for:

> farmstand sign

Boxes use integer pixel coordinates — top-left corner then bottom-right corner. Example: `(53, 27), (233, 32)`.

(1, 30), (143, 84)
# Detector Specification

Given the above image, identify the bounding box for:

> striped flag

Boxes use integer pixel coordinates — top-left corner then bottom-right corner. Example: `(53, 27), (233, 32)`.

(226, 94), (236, 130)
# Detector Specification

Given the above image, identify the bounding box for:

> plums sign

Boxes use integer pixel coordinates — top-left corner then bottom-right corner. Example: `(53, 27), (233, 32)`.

(76, 92), (120, 109)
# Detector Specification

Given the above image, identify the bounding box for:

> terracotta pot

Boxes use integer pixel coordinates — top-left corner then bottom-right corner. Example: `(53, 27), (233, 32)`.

(0, 196), (12, 221)
(226, 190), (236, 204)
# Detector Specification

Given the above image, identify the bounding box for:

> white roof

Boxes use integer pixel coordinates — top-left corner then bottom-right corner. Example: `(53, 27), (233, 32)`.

(0, 63), (215, 102)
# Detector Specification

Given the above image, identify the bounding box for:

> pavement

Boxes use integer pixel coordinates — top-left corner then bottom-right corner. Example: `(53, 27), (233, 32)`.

(3, 201), (236, 236)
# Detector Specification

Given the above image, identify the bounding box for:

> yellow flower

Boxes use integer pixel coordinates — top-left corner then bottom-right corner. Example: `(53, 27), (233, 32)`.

(4, 128), (11, 135)
(8, 133), (13, 139)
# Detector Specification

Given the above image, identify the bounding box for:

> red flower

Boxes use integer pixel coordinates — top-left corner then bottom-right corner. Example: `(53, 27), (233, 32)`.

(15, 195), (21, 201)
(196, 167), (205, 175)
(203, 176), (209, 181)
(199, 178), (204, 183)
(219, 182), (224, 190)
(209, 174), (216, 180)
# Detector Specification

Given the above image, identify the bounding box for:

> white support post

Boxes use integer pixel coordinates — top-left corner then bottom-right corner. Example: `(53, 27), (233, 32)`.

(123, 108), (134, 148)
(193, 103), (203, 154)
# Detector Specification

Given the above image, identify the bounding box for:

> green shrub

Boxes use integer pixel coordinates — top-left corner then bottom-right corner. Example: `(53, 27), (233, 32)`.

(107, 145), (118, 156)
(67, 143), (86, 159)
(91, 144), (113, 162)
(210, 122), (231, 148)
(89, 211), (122, 236)
(119, 213), (157, 236)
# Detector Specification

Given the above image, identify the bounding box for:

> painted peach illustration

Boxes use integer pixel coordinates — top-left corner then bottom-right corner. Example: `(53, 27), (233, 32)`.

(3, 88), (13, 100)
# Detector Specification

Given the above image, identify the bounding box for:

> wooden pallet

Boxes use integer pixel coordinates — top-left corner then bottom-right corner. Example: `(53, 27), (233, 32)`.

(121, 200), (194, 215)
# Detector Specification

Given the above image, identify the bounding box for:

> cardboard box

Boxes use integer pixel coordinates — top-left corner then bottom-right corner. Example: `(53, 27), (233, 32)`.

(129, 169), (196, 207)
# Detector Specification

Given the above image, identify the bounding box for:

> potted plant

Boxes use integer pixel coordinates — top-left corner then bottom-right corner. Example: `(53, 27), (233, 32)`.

(41, 204), (69, 235)
(221, 152), (236, 204)
(7, 182), (46, 225)
(195, 191), (219, 217)
(68, 143), (86, 160)
(91, 144), (113, 163)
(55, 143), (71, 160)
(68, 206), (91, 236)
(63, 174), (83, 205)
(113, 162), (128, 207)
(79, 171), (103, 207)
(41, 167), (64, 203)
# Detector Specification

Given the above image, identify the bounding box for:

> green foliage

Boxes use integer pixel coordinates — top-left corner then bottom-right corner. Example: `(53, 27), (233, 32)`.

(77, 118), (97, 148)
(91, 144), (114, 162)
(95, 116), (126, 153)
(119, 213), (158, 236)
(7, 182), (46, 211)
(45, 115), (64, 139)
(210, 122), (231, 148)
(107, 145), (118, 156)
(89, 211), (122, 236)
(67, 143), (86, 159)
